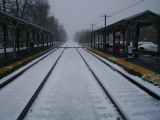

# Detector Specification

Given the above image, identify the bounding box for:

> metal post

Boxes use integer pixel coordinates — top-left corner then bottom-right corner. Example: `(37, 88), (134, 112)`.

(103, 32), (106, 51)
(3, 24), (7, 54)
(122, 30), (125, 51)
(47, 35), (48, 47)
(100, 15), (112, 27)
(100, 33), (102, 47)
(32, 32), (35, 48)
(12, 26), (16, 58)
(98, 33), (100, 49)
(113, 31), (115, 53)
(26, 27), (31, 53)
(94, 34), (96, 48)
(158, 24), (160, 57)
(135, 23), (139, 51)
(91, 33), (93, 47)
(16, 27), (20, 52)
(105, 15), (106, 27)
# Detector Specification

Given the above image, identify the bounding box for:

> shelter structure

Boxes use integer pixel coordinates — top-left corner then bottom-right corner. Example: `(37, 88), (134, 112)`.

(0, 10), (55, 58)
(91, 10), (160, 56)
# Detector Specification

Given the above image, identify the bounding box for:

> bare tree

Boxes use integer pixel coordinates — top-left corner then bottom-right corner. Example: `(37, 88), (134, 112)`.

(0, 0), (68, 42)
(74, 29), (91, 43)
(27, 0), (50, 26)
(11, 0), (34, 18)
(0, 0), (14, 12)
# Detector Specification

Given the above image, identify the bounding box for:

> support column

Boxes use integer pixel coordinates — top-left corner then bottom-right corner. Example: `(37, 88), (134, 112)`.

(127, 24), (131, 46)
(94, 33), (96, 48)
(158, 24), (160, 57)
(52, 35), (54, 46)
(135, 23), (139, 51)
(98, 33), (100, 50)
(12, 24), (16, 58)
(37, 33), (39, 48)
(100, 33), (102, 47)
(3, 24), (7, 54)
(103, 32), (106, 51)
(42, 34), (44, 47)
(107, 33), (109, 49)
(122, 30), (125, 51)
(16, 27), (20, 52)
(113, 31), (116, 53)
(32, 32), (35, 48)
(26, 27), (31, 53)
(22, 35), (24, 50)
(49, 35), (51, 46)
(91, 33), (93, 47)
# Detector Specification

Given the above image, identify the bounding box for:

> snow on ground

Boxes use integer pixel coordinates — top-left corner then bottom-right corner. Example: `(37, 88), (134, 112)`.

(78, 48), (160, 120)
(0, 48), (64, 120)
(24, 46), (121, 120)
(0, 48), (57, 84)
(0, 43), (67, 84)
(85, 48), (160, 96)
(0, 41), (159, 120)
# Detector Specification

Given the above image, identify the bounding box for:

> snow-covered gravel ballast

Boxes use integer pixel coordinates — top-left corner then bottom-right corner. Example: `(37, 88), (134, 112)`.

(0, 42), (159, 120)
(78, 48), (160, 120)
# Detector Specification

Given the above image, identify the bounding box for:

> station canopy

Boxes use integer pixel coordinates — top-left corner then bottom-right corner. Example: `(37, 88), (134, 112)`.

(0, 10), (53, 34)
(93, 10), (160, 33)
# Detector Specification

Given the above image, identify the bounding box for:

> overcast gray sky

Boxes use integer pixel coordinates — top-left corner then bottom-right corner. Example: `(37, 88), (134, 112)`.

(48, 0), (160, 40)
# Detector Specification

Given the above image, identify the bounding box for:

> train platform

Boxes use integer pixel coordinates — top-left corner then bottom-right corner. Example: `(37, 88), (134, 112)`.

(0, 47), (57, 78)
(82, 45), (160, 85)
(0, 43), (64, 78)
(0, 44), (160, 86)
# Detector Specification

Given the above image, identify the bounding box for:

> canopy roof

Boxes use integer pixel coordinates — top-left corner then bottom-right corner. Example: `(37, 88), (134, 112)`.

(93, 10), (160, 33)
(0, 10), (54, 34)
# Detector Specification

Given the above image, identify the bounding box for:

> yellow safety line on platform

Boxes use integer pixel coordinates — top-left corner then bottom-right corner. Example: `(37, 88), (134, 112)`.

(83, 46), (160, 85)
(0, 48), (52, 77)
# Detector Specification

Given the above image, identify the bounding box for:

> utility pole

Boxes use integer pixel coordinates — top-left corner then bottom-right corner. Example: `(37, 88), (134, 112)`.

(100, 15), (112, 27)
(89, 24), (95, 31)
(89, 24), (95, 48)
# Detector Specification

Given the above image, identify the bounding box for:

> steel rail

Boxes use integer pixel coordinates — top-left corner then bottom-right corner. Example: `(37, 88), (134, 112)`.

(17, 48), (66, 120)
(75, 46), (129, 120)
(75, 43), (160, 100)
(56, 47), (83, 48)
(0, 48), (57, 89)
(0, 44), (65, 89)
(84, 48), (160, 100)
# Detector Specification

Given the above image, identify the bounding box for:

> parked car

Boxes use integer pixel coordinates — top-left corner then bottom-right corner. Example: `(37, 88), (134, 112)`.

(138, 41), (154, 46)
(138, 43), (157, 52)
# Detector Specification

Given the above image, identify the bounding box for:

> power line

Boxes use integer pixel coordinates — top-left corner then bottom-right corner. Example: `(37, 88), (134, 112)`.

(111, 0), (144, 16)
(95, 18), (104, 25)
(93, 0), (144, 26)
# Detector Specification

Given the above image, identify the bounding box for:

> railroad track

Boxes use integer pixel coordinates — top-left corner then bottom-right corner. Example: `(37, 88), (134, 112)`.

(84, 48), (160, 100)
(76, 43), (160, 100)
(74, 43), (160, 120)
(23, 44), (123, 120)
(0, 44), (67, 89)
(17, 47), (66, 120)
(0, 42), (159, 120)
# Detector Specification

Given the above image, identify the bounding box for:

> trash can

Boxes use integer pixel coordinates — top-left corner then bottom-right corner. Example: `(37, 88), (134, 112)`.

(114, 43), (120, 54)
(127, 46), (133, 58)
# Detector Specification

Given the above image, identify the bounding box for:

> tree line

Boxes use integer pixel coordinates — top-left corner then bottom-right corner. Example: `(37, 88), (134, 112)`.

(74, 29), (91, 43)
(0, 0), (67, 42)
